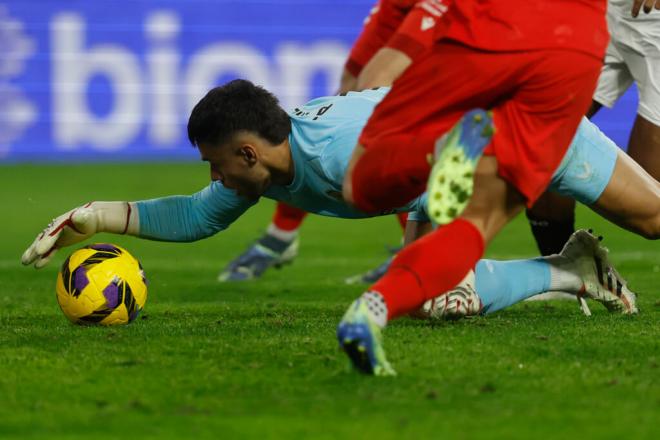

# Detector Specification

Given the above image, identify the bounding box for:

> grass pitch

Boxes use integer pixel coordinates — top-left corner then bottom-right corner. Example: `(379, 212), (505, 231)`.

(1, 163), (658, 439)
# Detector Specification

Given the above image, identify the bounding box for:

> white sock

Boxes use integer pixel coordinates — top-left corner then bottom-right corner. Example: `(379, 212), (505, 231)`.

(545, 255), (583, 292)
(361, 290), (388, 328)
(266, 223), (298, 242)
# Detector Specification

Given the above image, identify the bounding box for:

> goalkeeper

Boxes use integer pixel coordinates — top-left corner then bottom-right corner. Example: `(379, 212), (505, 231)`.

(23, 80), (654, 317)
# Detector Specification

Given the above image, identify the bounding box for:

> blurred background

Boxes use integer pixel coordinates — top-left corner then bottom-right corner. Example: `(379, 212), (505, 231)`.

(0, 0), (639, 163)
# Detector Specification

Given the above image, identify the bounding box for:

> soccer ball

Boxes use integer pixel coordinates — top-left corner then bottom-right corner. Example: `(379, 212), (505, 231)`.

(56, 243), (147, 325)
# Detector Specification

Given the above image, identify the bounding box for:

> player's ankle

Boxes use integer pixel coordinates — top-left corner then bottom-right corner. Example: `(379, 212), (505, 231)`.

(258, 225), (298, 254)
(545, 255), (582, 292)
(266, 223), (299, 243)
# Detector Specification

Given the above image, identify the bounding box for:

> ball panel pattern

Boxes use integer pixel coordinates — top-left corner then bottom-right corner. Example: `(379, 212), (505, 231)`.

(55, 243), (147, 326)
(77, 305), (114, 324)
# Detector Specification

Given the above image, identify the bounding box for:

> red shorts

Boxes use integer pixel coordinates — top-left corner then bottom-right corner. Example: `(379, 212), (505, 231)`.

(358, 42), (602, 206)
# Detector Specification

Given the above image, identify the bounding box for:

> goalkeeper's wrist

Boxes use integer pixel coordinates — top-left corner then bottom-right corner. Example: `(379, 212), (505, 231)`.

(88, 201), (139, 235)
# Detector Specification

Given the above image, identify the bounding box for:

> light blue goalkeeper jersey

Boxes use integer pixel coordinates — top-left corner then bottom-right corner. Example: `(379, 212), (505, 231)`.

(264, 87), (425, 218)
(136, 88), (426, 242)
(136, 87), (618, 242)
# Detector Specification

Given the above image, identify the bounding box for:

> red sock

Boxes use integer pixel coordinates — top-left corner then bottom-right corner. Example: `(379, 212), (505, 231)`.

(272, 202), (307, 231)
(351, 134), (435, 213)
(371, 219), (484, 319)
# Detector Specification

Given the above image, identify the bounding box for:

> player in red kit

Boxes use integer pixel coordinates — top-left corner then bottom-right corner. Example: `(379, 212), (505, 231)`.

(337, 0), (660, 375)
(219, 0), (446, 283)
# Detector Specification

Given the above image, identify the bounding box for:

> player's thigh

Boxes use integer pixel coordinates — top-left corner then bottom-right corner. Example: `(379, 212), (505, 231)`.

(592, 41), (634, 109)
(591, 149), (660, 239)
(548, 117), (618, 206)
(460, 156), (526, 244)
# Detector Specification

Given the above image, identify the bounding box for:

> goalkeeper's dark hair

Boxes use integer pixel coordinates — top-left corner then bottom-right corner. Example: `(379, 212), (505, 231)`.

(187, 79), (291, 148)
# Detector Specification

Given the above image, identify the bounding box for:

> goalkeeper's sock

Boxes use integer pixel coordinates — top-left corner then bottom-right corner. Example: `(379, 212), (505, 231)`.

(370, 219), (484, 319)
(473, 255), (582, 314)
(526, 211), (575, 256)
(475, 258), (551, 314)
(264, 224), (298, 249)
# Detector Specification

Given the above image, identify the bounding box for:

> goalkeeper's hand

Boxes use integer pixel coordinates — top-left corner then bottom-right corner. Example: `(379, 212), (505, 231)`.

(21, 202), (135, 269)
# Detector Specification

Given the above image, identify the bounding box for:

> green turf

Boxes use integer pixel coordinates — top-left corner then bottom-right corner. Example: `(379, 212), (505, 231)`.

(1, 163), (658, 439)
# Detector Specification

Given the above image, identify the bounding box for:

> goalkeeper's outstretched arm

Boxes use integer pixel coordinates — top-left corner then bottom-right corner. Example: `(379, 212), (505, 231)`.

(22, 182), (255, 269)
(22, 201), (137, 269)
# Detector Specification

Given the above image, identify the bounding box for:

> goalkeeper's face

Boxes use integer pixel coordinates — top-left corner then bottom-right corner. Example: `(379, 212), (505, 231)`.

(199, 139), (270, 201)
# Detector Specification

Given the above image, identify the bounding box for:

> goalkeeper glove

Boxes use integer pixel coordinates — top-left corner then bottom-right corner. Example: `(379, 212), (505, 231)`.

(21, 201), (137, 269)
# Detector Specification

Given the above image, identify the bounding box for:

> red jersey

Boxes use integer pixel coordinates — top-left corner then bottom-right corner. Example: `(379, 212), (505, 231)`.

(346, 0), (608, 76)
(442, 1), (609, 59)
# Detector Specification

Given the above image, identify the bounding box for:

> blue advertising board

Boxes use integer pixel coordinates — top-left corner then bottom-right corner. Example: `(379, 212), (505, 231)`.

(0, 0), (639, 162)
(0, 0), (373, 161)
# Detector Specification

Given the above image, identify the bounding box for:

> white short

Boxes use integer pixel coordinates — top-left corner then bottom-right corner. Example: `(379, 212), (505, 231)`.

(593, 9), (660, 125)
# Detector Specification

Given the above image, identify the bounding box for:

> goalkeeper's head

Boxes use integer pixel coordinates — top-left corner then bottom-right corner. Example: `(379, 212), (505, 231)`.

(187, 79), (292, 200)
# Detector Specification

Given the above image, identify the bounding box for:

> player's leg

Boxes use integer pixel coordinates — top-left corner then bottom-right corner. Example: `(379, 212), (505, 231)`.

(340, 108), (512, 374)
(525, 192), (576, 255)
(338, 157), (523, 375)
(548, 116), (660, 240)
(522, 40), (633, 256)
(403, 217), (638, 319)
(218, 202), (304, 281)
(576, 36), (660, 237)
(338, 47), (602, 375)
(590, 149), (660, 239)
(627, 114), (660, 180)
(420, 120), (646, 318)
(343, 43), (517, 213)
(392, 155), (525, 315)
(424, 229), (638, 319)
(354, 112), (520, 319)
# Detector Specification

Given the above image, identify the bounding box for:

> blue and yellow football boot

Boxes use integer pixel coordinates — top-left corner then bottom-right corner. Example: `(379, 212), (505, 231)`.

(337, 297), (396, 376)
(427, 109), (495, 225)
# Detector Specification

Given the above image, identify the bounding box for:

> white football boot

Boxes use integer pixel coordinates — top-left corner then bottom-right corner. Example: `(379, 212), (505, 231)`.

(415, 270), (483, 320)
(559, 229), (638, 315)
